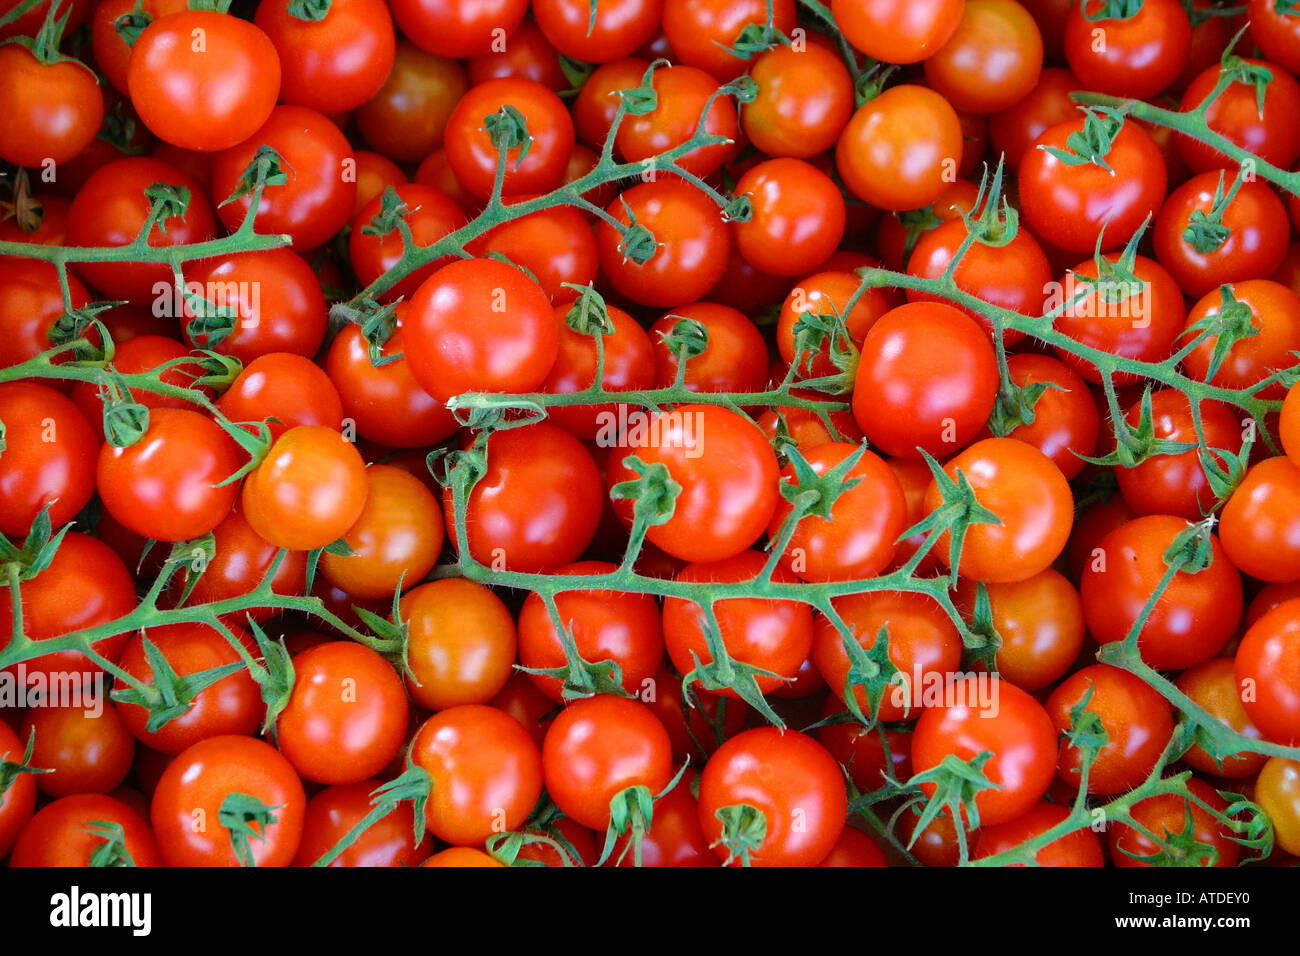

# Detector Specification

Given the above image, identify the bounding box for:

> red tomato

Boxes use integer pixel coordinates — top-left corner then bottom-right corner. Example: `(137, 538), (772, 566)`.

(0, 46), (103, 168)
(12, 793), (162, 867)
(1176, 658), (1268, 779)
(995, 354), (1100, 480)
(776, 270), (893, 379)
(217, 352), (343, 441)
(832, 0), (964, 64)
(389, 0), (527, 58)
(21, 701), (134, 798)
(732, 158), (846, 278)
(355, 41), (468, 162)
(988, 68), (1081, 173)
(1110, 778), (1239, 867)
(1235, 598), (1300, 745)
(531, 0), (662, 62)
(177, 507), (308, 625)
(0, 382), (97, 538)
(742, 43), (854, 158)
(613, 770), (718, 866)
(401, 578), (518, 710)
(661, 0), (794, 79)
(294, 780), (433, 866)
(1064, 0), (1191, 100)
(0, 721), (36, 858)
(1177, 58), (1300, 174)
(1183, 280), (1300, 401)
(649, 301), (768, 394)
(974, 801), (1104, 866)
(924, 0), (1044, 114)
(616, 65), (739, 178)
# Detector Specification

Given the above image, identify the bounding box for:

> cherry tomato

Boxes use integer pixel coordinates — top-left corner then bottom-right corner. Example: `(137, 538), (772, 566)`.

(1235, 598), (1300, 745)
(531, 0), (662, 62)
(974, 801), (1104, 866)
(0, 382), (97, 539)
(732, 158), (845, 278)
(12, 793), (162, 867)
(1110, 778), (1239, 867)
(832, 0), (964, 64)
(742, 42), (854, 158)
(355, 41), (468, 162)
(21, 700), (134, 798)
(0, 46), (103, 168)
(294, 779), (433, 866)
(649, 301), (768, 394)
(1064, 0), (1191, 100)
(1255, 756), (1300, 857)
(0, 721), (37, 858)
(1177, 57), (1300, 174)
(924, 0), (1044, 115)
(400, 578), (517, 710)
(1175, 658), (1268, 779)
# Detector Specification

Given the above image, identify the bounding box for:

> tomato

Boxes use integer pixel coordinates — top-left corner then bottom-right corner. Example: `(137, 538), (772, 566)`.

(0, 259), (90, 380)
(470, 201), (596, 304)
(0, 46), (103, 168)
(1184, 280), (1300, 400)
(611, 769), (717, 866)
(1019, 115), (1166, 253)
(465, 16), (564, 89)
(1178, 58), (1300, 174)
(994, 354), (1100, 481)
(217, 352), (343, 442)
(615, 65), (738, 179)
(662, 551), (813, 696)
(1175, 658), (1268, 779)
(445, 422), (602, 572)
(1249, 0), (1300, 75)
(520, 561), (664, 702)
(596, 178), (731, 308)
(814, 590), (963, 723)
(349, 184), (468, 306)
(355, 41), (468, 162)
(813, 826), (887, 867)
(662, 0), (794, 79)
(836, 85), (964, 212)
(1153, 173), (1290, 299)
(817, 702), (912, 792)
(905, 216), (1051, 346)
(572, 57), (650, 149)
(1256, 756), (1300, 857)
(241, 425), (368, 551)
(70, 335), (205, 429)
(0, 532), (136, 687)
(128, 11), (281, 152)
(444, 78), (574, 200)
(732, 158), (845, 278)
(21, 700), (133, 798)
(1081, 515), (1242, 670)
(988, 68), (1081, 174)
(776, 270), (892, 379)
(67, 157), (217, 304)
(1047, 664), (1174, 795)
(953, 569), (1085, 691)
(277, 641), (408, 785)
(1051, 253), (1185, 386)
(97, 407), (241, 542)
(1, 0), (94, 39)
(832, 0), (964, 64)
(645, 662), (749, 764)
(320, 465), (443, 599)
(649, 301), (767, 394)
(0, 383), (97, 539)
(11, 793), (162, 867)
(400, 579), (517, 710)
(924, 0), (1043, 115)
(90, 0), (189, 92)
(411, 704), (543, 844)
(1285, 381), (1300, 466)
(875, 179), (981, 272)
(1235, 599), (1300, 745)
(326, 319), (460, 449)
(1110, 778), (1239, 867)
(975, 801), (1104, 866)
(742, 42), (854, 159)
(255, 0), (394, 113)
(351, 150), (408, 215)
(1064, 0), (1190, 100)
(402, 257), (557, 403)
(768, 442), (908, 582)
(852, 302), (998, 460)
(606, 404), (780, 564)
(116, 622), (263, 755)
(532, 0), (662, 62)
(0, 721), (36, 858)
(152, 734), (306, 866)
(488, 672), (556, 748)
(912, 676), (1057, 827)
(698, 727), (846, 866)
(294, 780), (433, 867)
(1220, 457), (1300, 583)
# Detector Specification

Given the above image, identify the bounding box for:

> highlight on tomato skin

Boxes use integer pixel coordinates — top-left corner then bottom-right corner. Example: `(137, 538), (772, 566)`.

(1, 0), (1300, 883)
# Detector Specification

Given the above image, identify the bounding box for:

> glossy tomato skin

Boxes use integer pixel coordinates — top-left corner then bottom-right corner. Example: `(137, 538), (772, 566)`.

(350, 184), (469, 304)
(520, 561), (665, 702)
(242, 425), (369, 552)
(401, 578), (517, 710)
(1081, 515), (1242, 671)
(0, 383), (97, 538)
(924, 0), (1044, 115)
(1235, 599), (1300, 746)
(1219, 457), (1300, 583)
(1177, 58), (1300, 174)
(596, 179), (731, 308)
(988, 67), (1081, 174)
(1256, 756), (1300, 857)
(0, 533), (136, 687)
(614, 770), (718, 866)
(0, 259), (91, 383)
(1064, 0), (1191, 100)
(277, 641), (409, 785)
(1182, 280), (1300, 401)
(814, 590), (963, 723)
(22, 700), (134, 798)
(445, 422), (603, 572)
(1047, 664), (1174, 795)
(412, 704), (544, 844)
(616, 65), (739, 179)
(1175, 658), (1268, 779)
(832, 0), (964, 64)
(0, 46), (103, 168)
(650, 302), (769, 395)
(115, 622), (263, 755)
(532, 0), (662, 62)
(662, 551), (814, 697)
(606, 404), (781, 564)
(389, 0), (527, 58)
(1019, 117), (1166, 253)
(698, 728), (847, 866)
(742, 43), (854, 158)
(542, 303), (656, 438)
(128, 11), (281, 152)
(255, 0), (396, 113)
(67, 157), (217, 304)
(776, 269), (892, 379)
(469, 201), (597, 303)
(70, 335), (204, 427)
(11, 793), (162, 867)
(995, 354), (1100, 481)
(403, 257), (557, 403)
(912, 676), (1058, 827)
(216, 353), (343, 443)
(0, 721), (36, 858)
(853, 302), (999, 460)
(97, 408), (242, 542)
(732, 158), (845, 278)
(152, 735), (306, 866)
(355, 41), (468, 162)
(974, 801), (1104, 866)
(294, 780), (433, 867)
(177, 508), (309, 625)
(836, 85), (964, 212)
(1110, 778), (1239, 867)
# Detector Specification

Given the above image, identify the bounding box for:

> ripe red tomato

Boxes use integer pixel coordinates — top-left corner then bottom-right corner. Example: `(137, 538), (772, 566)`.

(974, 801), (1104, 866)
(1249, 0), (1300, 75)
(1176, 658), (1268, 779)
(401, 578), (517, 710)
(775, 269), (892, 379)
(128, 10), (281, 152)
(0, 383), (97, 539)
(355, 41), (468, 162)
(994, 354), (1100, 481)
(924, 0), (1044, 115)
(1064, 0), (1191, 100)
(1110, 778), (1239, 867)
(1183, 280), (1300, 400)
(1178, 57), (1300, 174)
(742, 43), (854, 158)
(0, 721), (36, 858)
(531, 0), (662, 62)
(1235, 598), (1300, 745)
(650, 301), (768, 394)
(216, 353), (343, 443)
(0, 46), (103, 168)
(606, 404), (781, 564)
(152, 734), (306, 866)
(732, 158), (845, 278)
(12, 793), (162, 867)
(911, 676), (1057, 827)
(661, 0), (794, 79)
(988, 67), (1081, 173)
(446, 422), (602, 572)
(21, 701), (134, 798)
(616, 65), (739, 178)
(852, 302), (999, 459)
(389, 0), (527, 58)
(116, 622), (263, 755)
(349, 183), (468, 305)
(697, 727), (847, 866)
(836, 85), (964, 212)
(832, 0), (964, 64)
(1081, 515), (1242, 670)
(71, 335), (206, 427)
(294, 780), (433, 867)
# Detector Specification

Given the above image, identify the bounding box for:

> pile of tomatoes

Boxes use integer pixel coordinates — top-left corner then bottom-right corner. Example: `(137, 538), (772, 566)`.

(3, 0), (1300, 869)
